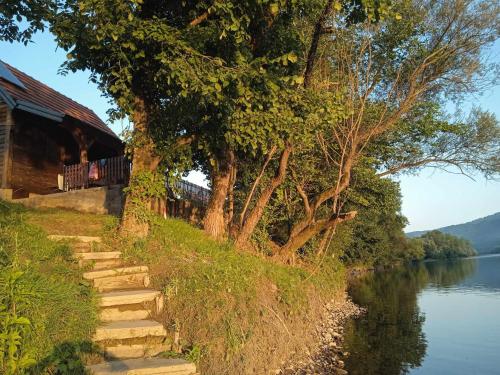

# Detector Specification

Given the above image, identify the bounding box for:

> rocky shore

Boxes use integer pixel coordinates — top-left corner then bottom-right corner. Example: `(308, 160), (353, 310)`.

(277, 297), (365, 375)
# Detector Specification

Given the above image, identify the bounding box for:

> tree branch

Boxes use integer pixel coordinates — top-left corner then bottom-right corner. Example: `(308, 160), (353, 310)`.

(239, 145), (277, 226)
(189, 11), (209, 27)
(303, 0), (335, 88)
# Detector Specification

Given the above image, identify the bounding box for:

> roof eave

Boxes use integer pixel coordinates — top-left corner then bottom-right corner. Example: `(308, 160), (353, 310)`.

(15, 100), (64, 122)
(0, 86), (16, 109)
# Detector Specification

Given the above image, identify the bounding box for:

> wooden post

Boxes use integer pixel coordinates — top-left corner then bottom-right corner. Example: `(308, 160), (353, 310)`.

(68, 127), (88, 164)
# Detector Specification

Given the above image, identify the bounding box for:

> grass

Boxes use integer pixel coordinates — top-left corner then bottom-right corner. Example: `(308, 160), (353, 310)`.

(119, 216), (346, 374)
(0, 200), (102, 375)
(24, 208), (117, 237)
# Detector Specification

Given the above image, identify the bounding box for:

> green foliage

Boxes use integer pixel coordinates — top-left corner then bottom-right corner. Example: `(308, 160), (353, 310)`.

(0, 201), (99, 375)
(372, 104), (500, 178)
(0, 266), (37, 374)
(20, 0), (498, 259)
(0, 0), (51, 44)
(123, 170), (166, 222)
(419, 230), (477, 259)
(340, 167), (425, 266)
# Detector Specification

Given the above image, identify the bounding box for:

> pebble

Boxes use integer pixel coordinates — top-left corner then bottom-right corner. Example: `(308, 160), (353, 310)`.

(275, 297), (365, 375)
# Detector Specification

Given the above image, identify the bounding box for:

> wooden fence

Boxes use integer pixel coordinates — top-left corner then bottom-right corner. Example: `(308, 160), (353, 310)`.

(63, 156), (130, 191)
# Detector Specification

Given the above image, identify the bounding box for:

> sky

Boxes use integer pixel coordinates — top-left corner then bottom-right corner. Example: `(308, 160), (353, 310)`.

(1, 32), (499, 232)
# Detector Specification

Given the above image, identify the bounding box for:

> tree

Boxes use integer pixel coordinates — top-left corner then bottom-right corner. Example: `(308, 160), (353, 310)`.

(50, 0), (280, 236)
(374, 105), (500, 179)
(0, 0), (51, 44)
(266, 0), (499, 260)
(47, 0), (499, 258)
(419, 230), (477, 259)
(162, 0), (395, 244)
(339, 168), (425, 266)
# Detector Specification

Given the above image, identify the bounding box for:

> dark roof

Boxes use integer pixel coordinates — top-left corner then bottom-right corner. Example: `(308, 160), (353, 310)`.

(0, 61), (118, 138)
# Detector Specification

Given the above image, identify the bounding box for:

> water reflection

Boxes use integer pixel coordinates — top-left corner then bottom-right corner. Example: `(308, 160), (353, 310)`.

(424, 258), (476, 289)
(343, 257), (481, 375)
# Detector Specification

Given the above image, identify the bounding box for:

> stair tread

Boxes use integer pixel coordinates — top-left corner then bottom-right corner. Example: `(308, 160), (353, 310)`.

(97, 320), (164, 330)
(48, 234), (102, 243)
(92, 259), (124, 270)
(87, 358), (196, 375)
(84, 266), (149, 280)
(76, 251), (122, 260)
(100, 308), (151, 322)
(104, 343), (168, 359)
(99, 290), (161, 307)
(93, 320), (166, 341)
(93, 273), (150, 293)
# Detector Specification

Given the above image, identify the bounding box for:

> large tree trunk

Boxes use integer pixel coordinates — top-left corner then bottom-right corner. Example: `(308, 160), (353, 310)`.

(121, 97), (159, 237)
(276, 211), (357, 259)
(203, 151), (235, 239)
(234, 146), (291, 248)
(276, 153), (355, 257)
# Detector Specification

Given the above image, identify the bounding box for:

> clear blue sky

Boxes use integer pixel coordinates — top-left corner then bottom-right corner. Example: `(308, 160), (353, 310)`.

(1, 31), (499, 232)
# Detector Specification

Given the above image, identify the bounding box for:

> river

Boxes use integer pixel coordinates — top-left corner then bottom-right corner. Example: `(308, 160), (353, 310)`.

(343, 254), (500, 375)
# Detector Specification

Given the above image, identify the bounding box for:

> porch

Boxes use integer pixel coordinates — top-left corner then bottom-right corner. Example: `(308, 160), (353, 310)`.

(62, 155), (130, 191)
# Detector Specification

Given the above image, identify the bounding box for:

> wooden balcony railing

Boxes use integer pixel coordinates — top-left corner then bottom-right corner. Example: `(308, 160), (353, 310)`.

(171, 179), (211, 206)
(63, 157), (211, 208)
(63, 156), (130, 191)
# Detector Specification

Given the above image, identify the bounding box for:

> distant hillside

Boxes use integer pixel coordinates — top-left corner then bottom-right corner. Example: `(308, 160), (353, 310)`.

(407, 212), (500, 255)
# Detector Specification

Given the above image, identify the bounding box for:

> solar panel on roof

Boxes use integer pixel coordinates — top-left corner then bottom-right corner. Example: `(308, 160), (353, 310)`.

(0, 61), (27, 90)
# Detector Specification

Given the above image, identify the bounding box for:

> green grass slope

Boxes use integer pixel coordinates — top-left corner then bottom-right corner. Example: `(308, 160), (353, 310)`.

(0, 201), (109, 375)
(117, 217), (346, 375)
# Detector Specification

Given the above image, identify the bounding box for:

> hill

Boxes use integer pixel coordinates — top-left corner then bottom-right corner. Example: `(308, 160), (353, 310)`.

(407, 212), (500, 255)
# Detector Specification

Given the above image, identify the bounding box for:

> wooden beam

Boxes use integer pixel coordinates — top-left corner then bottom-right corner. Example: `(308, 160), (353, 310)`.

(69, 126), (88, 164)
(0, 103), (14, 189)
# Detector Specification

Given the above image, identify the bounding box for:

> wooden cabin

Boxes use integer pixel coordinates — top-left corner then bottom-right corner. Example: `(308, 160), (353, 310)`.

(0, 61), (123, 199)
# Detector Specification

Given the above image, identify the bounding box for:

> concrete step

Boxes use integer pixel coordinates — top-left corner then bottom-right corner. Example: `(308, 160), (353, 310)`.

(87, 358), (197, 375)
(100, 308), (151, 322)
(77, 252), (124, 270)
(48, 234), (102, 243)
(90, 259), (124, 271)
(93, 273), (150, 293)
(72, 242), (93, 253)
(76, 251), (122, 260)
(104, 343), (168, 359)
(99, 290), (161, 308)
(84, 266), (149, 280)
(93, 320), (167, 342)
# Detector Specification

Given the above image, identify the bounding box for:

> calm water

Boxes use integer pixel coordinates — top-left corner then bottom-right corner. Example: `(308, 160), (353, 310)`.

(344, 255), (500, 375)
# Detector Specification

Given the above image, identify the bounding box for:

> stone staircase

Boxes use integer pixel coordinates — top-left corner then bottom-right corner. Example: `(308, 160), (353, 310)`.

(49, 235), (198, 375)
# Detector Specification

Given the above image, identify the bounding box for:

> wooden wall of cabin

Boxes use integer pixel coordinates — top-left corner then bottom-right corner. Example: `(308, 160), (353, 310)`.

(0, 101), (10, 188)
(9, 111), (80, 198)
